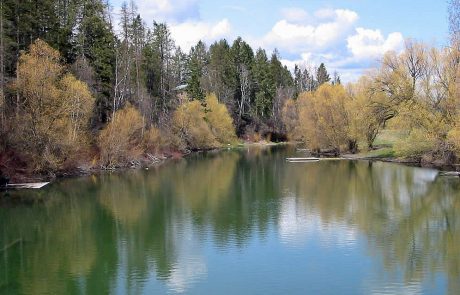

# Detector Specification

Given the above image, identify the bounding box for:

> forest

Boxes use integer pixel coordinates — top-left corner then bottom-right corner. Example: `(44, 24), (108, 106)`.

(0, 0), (459, 179)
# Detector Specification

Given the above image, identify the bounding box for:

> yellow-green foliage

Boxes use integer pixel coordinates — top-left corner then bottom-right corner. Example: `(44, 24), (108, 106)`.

(143, 127), (184, 153)
(447, 115), (460, 155)
(98, 105), (144, 167)
(372, 41), (459, 159)
(281, 98), (301, 141)
(173, 100), (218, 149)
(14, 39), (94, 171)
(393, 129), (436, 157)
(172, 93), (237, 149)
(347, 76), (386, 149)
(204, 93), (237, 144)
(297, 84), (351, 151)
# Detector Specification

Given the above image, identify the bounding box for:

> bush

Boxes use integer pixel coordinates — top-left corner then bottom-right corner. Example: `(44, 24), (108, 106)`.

(173, 100), (218, 149)
(205, 93), (237, 144)
(98, 105), (144, 167)
(281, 99), (301, 141)
(394, 129), (436, 157)
(143, 127), (184, 153)
(172, 93), (237, 149)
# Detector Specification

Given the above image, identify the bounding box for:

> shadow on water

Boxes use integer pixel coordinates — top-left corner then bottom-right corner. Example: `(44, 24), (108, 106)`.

(1, 145), (459, 294)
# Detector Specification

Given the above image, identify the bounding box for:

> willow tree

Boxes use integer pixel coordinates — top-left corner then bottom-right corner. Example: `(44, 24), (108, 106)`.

(14, 39), (94, 171)
(297, 84), (352, 153)
(98, 104), (144, 167)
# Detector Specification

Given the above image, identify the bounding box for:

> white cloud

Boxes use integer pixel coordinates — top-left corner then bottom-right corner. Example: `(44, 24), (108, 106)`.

(170, 19), (232, 51)
(111, 2), (404, 84)
(347, 27), (404, 60)
(314, 8), (337, 20)
(262, 9), (358, 54)
(135, 0), (200, 23)
(281, 8), (309, 23)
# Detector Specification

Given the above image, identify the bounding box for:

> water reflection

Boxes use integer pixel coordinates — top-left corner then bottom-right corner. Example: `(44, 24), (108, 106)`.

(1, 146), (459, 294)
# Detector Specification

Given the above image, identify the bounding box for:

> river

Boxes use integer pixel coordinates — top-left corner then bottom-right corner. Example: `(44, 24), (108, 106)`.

(1, 145), (459, 294)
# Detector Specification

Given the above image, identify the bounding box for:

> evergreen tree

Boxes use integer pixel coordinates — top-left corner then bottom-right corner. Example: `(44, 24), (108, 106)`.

(170, 47), (188, 87)
(252, 48), (274, 118)
(1, 0), (64, 77)
(206, 39), (236, 107)
(187, 40), (207, 102)
(294, 64), (303, 97)
(316, 63), (331, 87)
(74, 0), (116, 122)
(152, 22), (174, 113)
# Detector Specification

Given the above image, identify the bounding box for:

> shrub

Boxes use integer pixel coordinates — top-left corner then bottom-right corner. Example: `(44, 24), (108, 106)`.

(171, 93), (238, 149)
(205, 93), (237, 144)
(98, 105), (144, 167)
(143, 127), (184, 153)
(172, 100), (218, 149)
(394, 129), (436, 157)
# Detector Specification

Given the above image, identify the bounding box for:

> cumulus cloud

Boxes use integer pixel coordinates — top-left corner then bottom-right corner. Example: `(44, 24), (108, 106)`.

(262, 9), (358, 54)
(111, 1), (404, 83)
(271, 9), (404, 83)
(135, 0), (200, 23)
(347, 28), (404, 60)
(281, 8), (309, 23)
(113, 0), (232, 51)
(170, 19), (232, 51)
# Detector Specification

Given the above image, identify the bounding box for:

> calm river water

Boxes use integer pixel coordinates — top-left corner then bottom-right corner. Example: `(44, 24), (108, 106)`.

(1, 146), (459, 294)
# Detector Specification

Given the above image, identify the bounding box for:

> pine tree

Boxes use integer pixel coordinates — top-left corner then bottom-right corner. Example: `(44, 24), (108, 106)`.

(187, 40), (207, 102)
(270, 50), (293, 88)
(171, 47), (188, 87)
(316, 63), (330, 87)
(152, 22), (174, 113)
(74, 0), (116, 122)
(206, 39), (236, 107)
(294, 64), (302, 97)
(252, 48), (274, 118)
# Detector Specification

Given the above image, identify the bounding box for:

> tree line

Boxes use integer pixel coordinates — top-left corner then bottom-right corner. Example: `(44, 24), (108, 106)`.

(0, 0), (337, 176)
(282, 0), (460, 163)
(2, 0), (457, 177)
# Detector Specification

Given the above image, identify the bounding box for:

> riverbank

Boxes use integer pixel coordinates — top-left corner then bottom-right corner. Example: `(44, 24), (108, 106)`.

(0, 140), (287, 188)
(3, 137), (459, 189)
(292, 129), (460, 171)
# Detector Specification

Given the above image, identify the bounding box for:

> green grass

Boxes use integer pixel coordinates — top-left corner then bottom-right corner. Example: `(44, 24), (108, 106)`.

(365, 147), (396, 158)
(355, 129), (407, 159)
(373, 129), (407, 147)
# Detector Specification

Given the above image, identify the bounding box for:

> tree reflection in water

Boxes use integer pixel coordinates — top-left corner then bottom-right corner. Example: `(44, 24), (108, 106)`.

(0, 146), (459, 294)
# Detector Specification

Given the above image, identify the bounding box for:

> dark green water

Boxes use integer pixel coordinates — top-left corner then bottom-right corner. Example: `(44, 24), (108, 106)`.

(1, 146), (460, 294)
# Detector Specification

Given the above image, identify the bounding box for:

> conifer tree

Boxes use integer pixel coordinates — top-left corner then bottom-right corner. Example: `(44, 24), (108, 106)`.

(187, 40), (207, 102)
(74, 0), (116, 122)
(316, 63), (331, 87)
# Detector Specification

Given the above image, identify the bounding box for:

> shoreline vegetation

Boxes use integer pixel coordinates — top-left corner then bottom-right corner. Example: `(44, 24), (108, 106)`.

(0, 1), (460, 185)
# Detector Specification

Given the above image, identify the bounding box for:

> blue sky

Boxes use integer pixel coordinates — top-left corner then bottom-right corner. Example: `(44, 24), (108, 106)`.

(109, 0), (449, 82)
